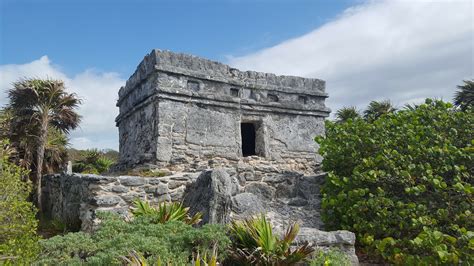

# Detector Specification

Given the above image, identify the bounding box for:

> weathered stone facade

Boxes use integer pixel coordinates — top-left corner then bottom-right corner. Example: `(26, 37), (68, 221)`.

(115, 50), (330, 173)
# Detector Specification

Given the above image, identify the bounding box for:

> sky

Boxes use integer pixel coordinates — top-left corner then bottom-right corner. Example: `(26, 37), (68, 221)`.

(0, 0), (473, 150)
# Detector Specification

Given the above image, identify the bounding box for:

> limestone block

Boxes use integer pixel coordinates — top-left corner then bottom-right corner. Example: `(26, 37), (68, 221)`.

(111, 185), (129, 193)
(244, 182), (276, 200)
(118, 176), (147, 186)
(231, 193), (264, 217)
(296, 227), (359, 265)
(91, 195), (122, 207)
(183, 169), (232, 224)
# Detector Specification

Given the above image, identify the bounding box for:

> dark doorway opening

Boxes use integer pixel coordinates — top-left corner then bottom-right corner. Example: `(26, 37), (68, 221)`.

(241, 123), (256, 157)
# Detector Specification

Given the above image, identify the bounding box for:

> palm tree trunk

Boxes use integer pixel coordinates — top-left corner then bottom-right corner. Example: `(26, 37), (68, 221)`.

(36, 118), (48, 212)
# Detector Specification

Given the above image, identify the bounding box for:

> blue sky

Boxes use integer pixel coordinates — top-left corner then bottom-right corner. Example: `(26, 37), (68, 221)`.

(0, 0), (472, 150)
(1, 0), (354, 76)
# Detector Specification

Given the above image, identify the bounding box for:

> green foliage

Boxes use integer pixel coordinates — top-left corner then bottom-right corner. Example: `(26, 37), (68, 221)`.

(43, 127), (69, 174)
(0, 140), (39, 264)
(310, 249), (351, 266)
(227, 214), (314, 265)
(454, 79), (474, 111)
(132, 199), (202, 225)
(363, 100), (396, 121)
(7, 78), (81, 209)
(335, 106), (360, 123)
(35, 212), (230, 265)
(72, 148), (115, 174)
(316, 99), (474, 264)
(192, 244), (218, 266)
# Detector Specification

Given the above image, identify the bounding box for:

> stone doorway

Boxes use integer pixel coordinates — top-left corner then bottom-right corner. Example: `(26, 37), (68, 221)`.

(241, 123), (256, 157)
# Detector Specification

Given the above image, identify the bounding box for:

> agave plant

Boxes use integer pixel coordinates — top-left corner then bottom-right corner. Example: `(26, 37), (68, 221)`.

(121, 250), (149, 266)
(192, 244), (218, 266)
(132, 199), (202, 225)
(228, 214), (314, 266)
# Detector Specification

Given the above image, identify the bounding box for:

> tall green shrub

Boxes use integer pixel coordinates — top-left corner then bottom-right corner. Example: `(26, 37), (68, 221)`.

(316, 100), (473, 264)
(0, 140), (39, 263)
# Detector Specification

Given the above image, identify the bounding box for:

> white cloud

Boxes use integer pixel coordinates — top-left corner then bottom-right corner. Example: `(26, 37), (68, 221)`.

(229, 0), (474, 115)
(0, 56), (124, 150)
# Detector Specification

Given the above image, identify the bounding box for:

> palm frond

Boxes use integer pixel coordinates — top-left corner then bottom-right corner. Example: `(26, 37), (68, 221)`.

(363, 100), (396, 121)
(454, 79), (474, 110)
(335, 106), (360, 123)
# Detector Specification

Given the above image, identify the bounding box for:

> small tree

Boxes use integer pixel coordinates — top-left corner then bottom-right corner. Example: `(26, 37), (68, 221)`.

(8, 79), (81, 211)
(0, 140), (39, 263)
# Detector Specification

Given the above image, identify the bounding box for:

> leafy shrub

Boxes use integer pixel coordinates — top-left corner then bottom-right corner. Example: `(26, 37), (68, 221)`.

(35, 212), (230, 265)
(310, 249), (351, 266)
(0, 140), (39, 264)
(72, 149), (115, 174)
(132, 199), (202, 225)
(227, 214), (314, 265)
(316, 99), (473, 264)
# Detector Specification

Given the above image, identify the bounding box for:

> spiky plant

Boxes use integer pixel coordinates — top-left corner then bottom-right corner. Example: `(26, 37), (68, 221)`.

(363, 100), (396, 121)
(193, 244), (218, 266)
(228, 214), (314, 265)
(7, 79), (81, 210)
(120, 250), (148, 266)
(335, 106), (361, 123)
(132, 199), (202, 225)
(454, 79), (474, 111)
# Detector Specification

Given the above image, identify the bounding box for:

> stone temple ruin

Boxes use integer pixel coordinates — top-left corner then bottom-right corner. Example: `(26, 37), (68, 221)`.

(115, 49), (329, 173)
(42, 50), (358, 264)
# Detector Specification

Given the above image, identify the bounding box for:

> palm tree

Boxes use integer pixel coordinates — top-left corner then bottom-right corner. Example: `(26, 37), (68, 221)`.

(454, 80), (474, 110)
(335, 106), (361, 123)
(363, 100), (396, 121)
(8, 78), (81, 211)
(43, 128), (69, 174)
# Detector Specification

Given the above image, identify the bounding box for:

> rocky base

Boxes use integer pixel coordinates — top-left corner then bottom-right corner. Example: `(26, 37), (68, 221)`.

(42, 166), (357, 265)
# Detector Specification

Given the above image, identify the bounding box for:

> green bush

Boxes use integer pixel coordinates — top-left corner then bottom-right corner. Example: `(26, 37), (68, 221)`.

(35, 212), (230, 265)
(316, 100), (473, 264)
(0, 140), (39, 264)
(227, 214), (314, 265)
(310, 249), (351, 266)
(72, 149), (115, 174)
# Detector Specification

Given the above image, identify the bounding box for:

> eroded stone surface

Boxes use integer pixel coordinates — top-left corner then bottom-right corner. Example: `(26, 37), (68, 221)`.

(115, 50), (329, 174)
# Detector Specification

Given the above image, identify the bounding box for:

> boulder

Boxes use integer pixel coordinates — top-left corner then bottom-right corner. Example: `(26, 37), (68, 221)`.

(183, 168), (232, 224)
(231, 192), (264, 218)
(296, 227), (359, 265)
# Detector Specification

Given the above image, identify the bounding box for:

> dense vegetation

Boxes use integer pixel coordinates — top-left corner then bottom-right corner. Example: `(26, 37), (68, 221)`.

(35, 212), (230, 265)
(34, 202), (322, 265)
(70, 148), (117, 174)
(0, 141), (39, 264)
(316, 99), (473, 264)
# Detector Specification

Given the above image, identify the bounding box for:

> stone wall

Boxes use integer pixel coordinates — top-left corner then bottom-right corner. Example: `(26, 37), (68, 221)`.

(115, 50), (330, 172)
(42, 160), (323, 231)
(42, 166), (357, 264)
(42, 172), (198, 231)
